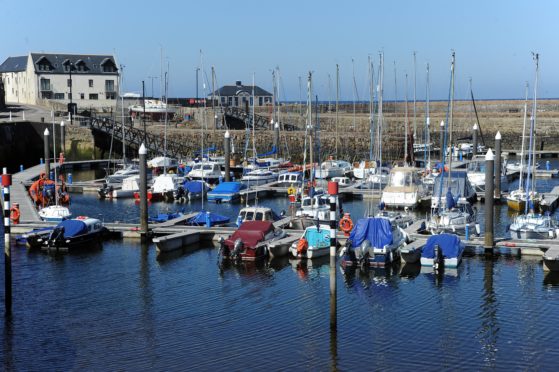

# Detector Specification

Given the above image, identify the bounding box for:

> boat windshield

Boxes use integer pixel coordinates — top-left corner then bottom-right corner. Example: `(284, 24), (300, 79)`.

(390, 171), (412, 187)
(255, 212), (264, 220)
(302, 198), (311, 207)
(467, 161), (486, 172)
(245, 211), (254, 220)
(192, 164), (202, 170)
(203, 165), (213, 170)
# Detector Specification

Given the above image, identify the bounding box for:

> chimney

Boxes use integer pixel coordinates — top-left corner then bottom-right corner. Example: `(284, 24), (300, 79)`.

(235, 80), (242, 87)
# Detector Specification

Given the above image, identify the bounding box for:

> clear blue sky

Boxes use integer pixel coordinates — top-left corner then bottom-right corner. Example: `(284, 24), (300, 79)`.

(2, 0), (557, 100)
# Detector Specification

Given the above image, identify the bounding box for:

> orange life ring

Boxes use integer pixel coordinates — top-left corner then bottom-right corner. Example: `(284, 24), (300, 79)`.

(10, 205), (20, 224)
(296, 237), (308, 254)
(339, 213), (353, 235)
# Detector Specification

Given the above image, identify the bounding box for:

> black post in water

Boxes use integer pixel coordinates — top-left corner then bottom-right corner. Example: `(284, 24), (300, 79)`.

(139, 143), (148, 236)
(484, 149), (495, 253)
(2, 168), (12, 315)
(224, 130), (231, 182)
(439, 120), (445, 160)
(495, 131), (502, 200)
(328, 181), (338, 330)
(274, 122), (280, 159)
(43, 128), (50, 179)
(472, 123), (478, 158)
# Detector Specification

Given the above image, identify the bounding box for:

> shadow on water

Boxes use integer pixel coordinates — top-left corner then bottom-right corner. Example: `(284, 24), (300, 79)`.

(218, 255), (290, 279)
(477, 254), (499, 369)
(155, 243), (210, 263)
(543, 271), (559, 286)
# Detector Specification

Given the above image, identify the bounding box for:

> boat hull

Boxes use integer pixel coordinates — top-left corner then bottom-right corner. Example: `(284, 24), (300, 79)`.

(543, 257), (559, 272)
(420, 255), (462, 268)
(289, 245), (329, 259)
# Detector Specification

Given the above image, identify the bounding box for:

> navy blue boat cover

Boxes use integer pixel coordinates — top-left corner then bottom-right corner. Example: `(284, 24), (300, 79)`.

(184, 181), (203, 193)
(186, 211), (230, 226)
(257, 145), (277, 157)
(349, 218), (393, 248)
(211, 182), (244, 193)
(422, 233), (462, 258)
(56, 219), (88, 238)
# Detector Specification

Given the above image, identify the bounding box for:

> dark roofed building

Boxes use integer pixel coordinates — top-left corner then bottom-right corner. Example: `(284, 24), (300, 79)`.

(210, 80), (273, 108)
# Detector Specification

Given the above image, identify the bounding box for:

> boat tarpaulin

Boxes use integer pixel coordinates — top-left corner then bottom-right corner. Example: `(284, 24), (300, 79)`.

(422, 233), (462, 258)
(184, 181), (203, 193)
(186, 211), (230, 226)
(225, 221), (274, 248)
(56, 219), (88, 238)
(210, 182), (244, 194)
(349, 218), (393, 249)
(257, 145), (277, 157)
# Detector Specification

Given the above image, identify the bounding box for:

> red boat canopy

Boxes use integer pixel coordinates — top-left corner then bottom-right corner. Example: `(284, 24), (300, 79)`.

(225, 221), (274, 249)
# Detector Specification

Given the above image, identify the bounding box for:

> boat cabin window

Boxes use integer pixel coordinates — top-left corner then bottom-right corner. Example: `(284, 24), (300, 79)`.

(264, 211), (272, 220)
(390, 172), (412, 187)
(245, 211), (254, 220)
(239, 211), (246, 219)
(203, 165), (212, 170)
(255, 212), (264, 221)
(193, 164), (202, 170)
(302, 198), (311, 207)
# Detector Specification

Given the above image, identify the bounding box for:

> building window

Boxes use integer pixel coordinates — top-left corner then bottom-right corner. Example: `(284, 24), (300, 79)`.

(41, 92), (52, 99)
(106, 92), (116, 99)
(259, 97), (263, 106)
(68, 93), (72, 100)
(89, 79), (93, 88)
(228, 97), (232, 106)
(67, 79), (72, 87)
(54, 93), (64, 100)
(105, 80), (115, 92)
(89, 93), (98, 100)
(40, 78), (51, 91)
(80, 93), (85, 99)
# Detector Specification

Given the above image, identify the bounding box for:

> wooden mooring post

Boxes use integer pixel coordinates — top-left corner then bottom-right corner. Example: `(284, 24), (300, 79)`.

(2, 167), (13, 316)
(484, 149), (495, 253)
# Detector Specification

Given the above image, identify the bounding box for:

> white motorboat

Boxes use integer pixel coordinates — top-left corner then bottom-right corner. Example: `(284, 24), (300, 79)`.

(140, 173), (182, 202)
(188, 162), (223, 182)
(296, 194), (331, 221)
(420, 234), (465, 269)
(352, 160), (377, 179)
(129, 99), (176, 119)
(339, 217), (408, 267)
(543, 248), (559, 272)
(509, 213), (559, 240)
(38, 205), (72, 222)
(331, 176), (351, 188)
(365, 167), (390, 188)
(277, 172), (302, 187)
(241, 169), (277, 186)
(314, 160), (351, 179)
(465, 155), (508, 199)
(105, 163), (139, 185)
(147, 156), (178, 169)
(237, 206), (283, 225)
(427, 199), (479, 236)
(381, 167), (430, 209)
(289, 224), (332, 259)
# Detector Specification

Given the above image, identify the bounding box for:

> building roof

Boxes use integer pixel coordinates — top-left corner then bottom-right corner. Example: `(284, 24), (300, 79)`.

(211, 81), (272, 97)
(0, 56), (28, 73)
(29, 53), (118, 75)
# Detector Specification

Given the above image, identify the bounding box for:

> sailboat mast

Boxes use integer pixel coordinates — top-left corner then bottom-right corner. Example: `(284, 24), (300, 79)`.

(517, 82), (529, 192)
(531, 53), (539, 196)
(425, 63), (430, 167)
(251, 73), (256, 160)
(335, 64), (339, 158)
(52, 113), (58, 206)
(307, 72), (314, 184)
(413, 51), (417, 142)
(352, 58), (357, 130)
(368, 55), (375, 161)
(446, 52), (456, 190)
(163, 67), (169, 174)
(378, 52), (384, 168)
(404, 73), (409, 163)
(120, 64), (126, 164)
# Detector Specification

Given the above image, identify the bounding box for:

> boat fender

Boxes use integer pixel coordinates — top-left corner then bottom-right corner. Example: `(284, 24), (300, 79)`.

(296, 238), (308, 254)
(287, 186), (296, 195)
(10, 204), (20, 224)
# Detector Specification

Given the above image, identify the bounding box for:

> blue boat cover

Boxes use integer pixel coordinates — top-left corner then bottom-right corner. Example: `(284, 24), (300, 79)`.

(184, 181), (203, 193)
(56, 219), (88, 237)
(186, 210), (230, 226)
(349, 218), (393, 249)
(194, 145), (217, 156)
(446, 188), (456, 209)
(149, 212), (183, 223)
(210, 182), (245, 194)
(422, 233), (463, 259)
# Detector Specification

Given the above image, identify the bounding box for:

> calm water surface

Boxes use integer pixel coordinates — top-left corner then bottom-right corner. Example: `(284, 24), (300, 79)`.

(1, 160), (559, 370)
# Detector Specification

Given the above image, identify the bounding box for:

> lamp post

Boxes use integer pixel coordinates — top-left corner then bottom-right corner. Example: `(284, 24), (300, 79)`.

(68, 62), (74, 126)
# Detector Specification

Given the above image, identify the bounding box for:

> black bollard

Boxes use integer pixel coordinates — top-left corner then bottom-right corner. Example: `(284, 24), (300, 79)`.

(274, 122), (280, 159)
(328, 181), (338, 330)
(472, 123), (478, 158)
(44, 128), (50, 179)
(224, 130), (231, 182)
(139, 143), (148, 236)
(495, 131), (502, 199)
(484, 149), (494, 252)
(2, 168), (12, 315)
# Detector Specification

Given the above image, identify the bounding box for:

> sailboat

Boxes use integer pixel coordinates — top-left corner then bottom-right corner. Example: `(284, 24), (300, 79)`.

(509, 53), (556, 240)
(39, 116), (72, 222)
(425, 52), (479, 236)
(506, 82), (542, 211)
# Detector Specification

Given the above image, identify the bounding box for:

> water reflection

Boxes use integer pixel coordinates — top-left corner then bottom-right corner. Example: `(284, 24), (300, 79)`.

(289, 256), (330, 281)
(477, 256), (499, 368)
(399, 262), (421, 278)
(543, 271), (559, 286)
(218, 255), (290, 279)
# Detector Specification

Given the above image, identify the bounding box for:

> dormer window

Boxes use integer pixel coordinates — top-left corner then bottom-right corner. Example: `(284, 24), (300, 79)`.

(75, 59), (87, 72)
(100, 58), (117, 73)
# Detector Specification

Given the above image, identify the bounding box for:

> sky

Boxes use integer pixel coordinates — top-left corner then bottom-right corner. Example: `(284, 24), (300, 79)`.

(1, 0), (557, 101)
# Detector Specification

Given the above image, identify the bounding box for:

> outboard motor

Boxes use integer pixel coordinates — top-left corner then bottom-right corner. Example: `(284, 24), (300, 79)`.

(47, 226), (65, 248)
(433, 244), (444, 272)
(231, 238), (244, 261)
(173, 185), (185, 202)
(358, 240), (372, 268)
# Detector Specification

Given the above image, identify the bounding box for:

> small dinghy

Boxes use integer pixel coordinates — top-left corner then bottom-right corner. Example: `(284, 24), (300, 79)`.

(420, 233), (465, 269)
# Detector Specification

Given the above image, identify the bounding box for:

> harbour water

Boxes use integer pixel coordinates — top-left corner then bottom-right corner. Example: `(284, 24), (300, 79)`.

(1, 161), (559, 370)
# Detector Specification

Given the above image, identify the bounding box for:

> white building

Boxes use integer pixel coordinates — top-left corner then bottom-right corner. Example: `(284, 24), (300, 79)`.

(0, 52), (119, 112)
(210, 81), (273, 108)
